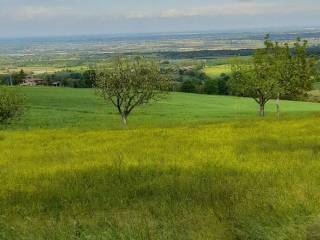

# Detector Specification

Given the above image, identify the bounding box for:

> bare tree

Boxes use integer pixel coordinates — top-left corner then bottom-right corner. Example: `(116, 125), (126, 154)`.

(96, 57), (171, 125)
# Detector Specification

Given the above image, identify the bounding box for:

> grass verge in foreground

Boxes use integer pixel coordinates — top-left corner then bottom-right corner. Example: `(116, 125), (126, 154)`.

(0, 116), (320, 239)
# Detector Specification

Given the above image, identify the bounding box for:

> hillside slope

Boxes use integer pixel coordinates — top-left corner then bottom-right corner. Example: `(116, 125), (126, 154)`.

(1, 117), (320, 239)
(8, 87), (320, 129)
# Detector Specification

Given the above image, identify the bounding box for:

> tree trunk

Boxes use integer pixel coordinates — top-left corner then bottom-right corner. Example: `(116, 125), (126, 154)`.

(259, 103), (265, 117)
(276, 93), (280, 118)
(121, 114), (127, 125)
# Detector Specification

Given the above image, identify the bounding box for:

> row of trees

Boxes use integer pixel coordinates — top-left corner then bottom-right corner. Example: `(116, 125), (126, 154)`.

(41, 70), (96, 88)
(0, 70), (27, 85)
(0, 69), (96, 88)
(180, 73), (230, 95)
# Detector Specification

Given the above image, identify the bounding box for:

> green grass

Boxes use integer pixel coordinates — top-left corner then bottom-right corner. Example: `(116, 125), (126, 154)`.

(1, 87), (320, 239)
(7, 87), (320, 130)
(1, 117), (320, 239)
(204, 64), (231, 78)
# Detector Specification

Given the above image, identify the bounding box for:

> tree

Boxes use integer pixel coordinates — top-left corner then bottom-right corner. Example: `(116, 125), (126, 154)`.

(181, 80), (196, 93)
(12, 69), (27, 85)
(229, 51), (280, 116)
(217, 73), (230, 95)
(204, 79), (218, 95)
(96, 57), (171, 125)
(286, 39), (318, 99)
(229, 35), (319, 117)
(263, 37), (318, 113)
(81, 69), (97, 88)
(0, 87), (25, 123)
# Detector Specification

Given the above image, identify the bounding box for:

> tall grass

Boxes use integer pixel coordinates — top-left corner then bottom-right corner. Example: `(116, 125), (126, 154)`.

(1, 117), (320, 239)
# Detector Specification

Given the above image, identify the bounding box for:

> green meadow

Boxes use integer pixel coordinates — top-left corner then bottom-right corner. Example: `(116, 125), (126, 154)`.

(204, 64), (231, 78)
(6, 87), (320, 130)
(1, 87), (320, 239)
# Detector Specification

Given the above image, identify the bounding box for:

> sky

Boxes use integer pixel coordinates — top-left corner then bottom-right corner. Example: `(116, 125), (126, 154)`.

(0, 0), (320, 38)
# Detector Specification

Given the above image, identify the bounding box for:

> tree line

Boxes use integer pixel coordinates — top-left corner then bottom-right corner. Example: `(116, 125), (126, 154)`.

(0, 69), (96, 88)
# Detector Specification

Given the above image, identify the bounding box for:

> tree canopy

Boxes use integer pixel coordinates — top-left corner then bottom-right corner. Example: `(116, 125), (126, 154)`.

(229, 36), (319, 116)
(0, 87), (25, 123)
(96, 57), (171, 125)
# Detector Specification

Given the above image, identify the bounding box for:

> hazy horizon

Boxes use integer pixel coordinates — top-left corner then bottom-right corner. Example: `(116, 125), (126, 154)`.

(0, 27), (316, 40)
(0, 0), (320, 38)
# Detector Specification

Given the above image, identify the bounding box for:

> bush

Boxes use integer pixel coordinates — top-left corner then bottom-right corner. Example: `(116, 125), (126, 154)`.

(217, 73), (230, 95)
(0, 87), (25, 123)
(204, 79), (218, 94)
(180, 80), (196, 93)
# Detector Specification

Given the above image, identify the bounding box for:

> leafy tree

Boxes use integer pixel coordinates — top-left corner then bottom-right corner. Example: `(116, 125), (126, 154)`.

(81, 69), (97, 88)
(229, 54), (280, 116)
(96, 57), (171, 125)
(0, 87), (25, 123)
(0, 74), (10, 85)
(198, 72), (207, 81)
(180, 80), (196, 93)
(230, 35), (319, 116)
(204, 79), (218, 95)
(263, 37), (318, 99)
(70, 72), (82, 80)
(12, 70), (27, 85)
(217, 73), (230, 95)
(286, 39), (318, 99)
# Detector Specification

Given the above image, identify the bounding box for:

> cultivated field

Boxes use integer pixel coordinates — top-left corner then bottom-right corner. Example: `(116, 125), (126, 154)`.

(0, 66), (89, 75)
(204, 64), (231, 78)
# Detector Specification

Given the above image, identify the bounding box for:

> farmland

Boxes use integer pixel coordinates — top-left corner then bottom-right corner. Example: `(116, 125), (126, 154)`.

(0, 66), (90, 75)
(204, 64), (231, 78)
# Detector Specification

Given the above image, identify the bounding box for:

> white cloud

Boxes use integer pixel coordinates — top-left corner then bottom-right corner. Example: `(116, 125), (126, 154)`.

(4, 1), (320, 22)
(11, 6), (74, 20)
(1, 1), (320, 24)
(131, 2), (320, 19)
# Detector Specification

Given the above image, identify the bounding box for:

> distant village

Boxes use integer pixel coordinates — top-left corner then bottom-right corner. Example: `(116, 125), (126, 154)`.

(20, 74), (60, 87)
(0, 69), (96, 88)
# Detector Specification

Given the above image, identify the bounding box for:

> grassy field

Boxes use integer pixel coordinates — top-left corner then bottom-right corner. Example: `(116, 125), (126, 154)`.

(6, 87), (320, 130)
(204, 64), (231, 78)
(1, 87), (320, 239)
(1, 117), (320, 239)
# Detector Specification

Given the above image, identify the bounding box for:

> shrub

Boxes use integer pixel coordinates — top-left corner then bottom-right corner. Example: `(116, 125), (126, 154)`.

(204, 79), (218, 94)
(180, 80), (196, 93)
(217, 73), (230, 95)
(0, 87), (25, 123)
